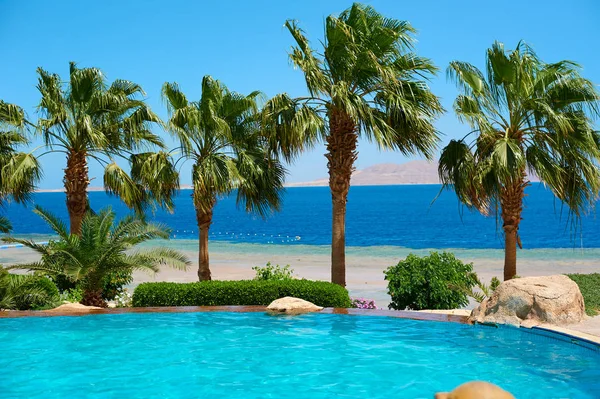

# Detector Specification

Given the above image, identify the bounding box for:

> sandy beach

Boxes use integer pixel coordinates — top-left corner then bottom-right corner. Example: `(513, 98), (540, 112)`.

(2, 241), (599, 309)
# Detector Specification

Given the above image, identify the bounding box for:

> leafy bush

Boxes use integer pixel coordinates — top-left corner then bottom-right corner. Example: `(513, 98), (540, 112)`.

(60, 287), (84, 303)
(0, 267), (59, 310)
(133, 280), (351, 308)
(567, 273), (600, 316)
(51, 269), (133, 301)
(252, 262), (294, 281)
(113, 288), (133, 308)
(384, 251), (478, 310)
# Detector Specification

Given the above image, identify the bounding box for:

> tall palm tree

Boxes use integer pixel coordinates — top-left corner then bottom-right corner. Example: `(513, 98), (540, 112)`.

(162, 76), (286, 281)
(262, 3), (443, 286)
(36, 62), (178, 235)
(438, 41), (600, 280)
(0, 100), (41, 232)
(4, 206), (190, 307)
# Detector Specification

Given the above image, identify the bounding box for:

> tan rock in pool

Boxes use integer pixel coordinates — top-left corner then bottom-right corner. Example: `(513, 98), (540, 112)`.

(470, 275), (585, 327)
(266, 297), (323, 314)
(435, 381), (514, 399)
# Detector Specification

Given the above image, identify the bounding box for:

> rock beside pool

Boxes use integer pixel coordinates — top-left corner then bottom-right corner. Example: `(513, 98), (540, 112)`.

(470, 275), (585, 327)
(266, 297), (323, 314)
(45, 303), (103, 313)
(435, 381), (514, 399)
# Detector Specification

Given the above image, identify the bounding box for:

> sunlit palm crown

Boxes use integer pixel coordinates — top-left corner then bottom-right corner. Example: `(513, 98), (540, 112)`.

(0, 100), (41, 205)
(262, 3), (443, 160)
(0, 101), (42, 232)
(439, 41), (600, 218)
(162, 76), (286, 217)
(37, 62), (178, 213)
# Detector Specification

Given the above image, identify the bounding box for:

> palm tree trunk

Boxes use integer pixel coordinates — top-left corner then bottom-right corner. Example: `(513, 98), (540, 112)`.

(81, 288), (106, 308)
(500, 176), (527, 281)
(326, 108), (358, 287)
(195, 198), (215, 281)
(64, 150), (90, 235)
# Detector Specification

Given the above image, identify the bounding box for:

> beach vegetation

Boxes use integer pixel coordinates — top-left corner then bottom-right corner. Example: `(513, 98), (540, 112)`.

(132, 279), (352, 308)
(162, 77), (285, 281)
(263, 3), (443, 286)
(0, 266), (59, 310)
(567, 273), (600, 316)
(252, 262), (295, 280)
(384, 251), (477, 310)
(438, 41), (600, 280)
(3, 206), (190, 307)
(34, 62), (178, 235)
(0, 100), (42, 232)
(457, 276), (501, 303)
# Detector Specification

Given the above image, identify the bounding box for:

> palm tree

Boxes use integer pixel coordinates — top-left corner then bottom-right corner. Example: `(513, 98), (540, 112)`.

(0, 267), (58, 310)
(0, 100), (41, 232)
(162, 76), (286, 281)
(262, 3), (443, 286)
(4, 206), (190, 307)
(36, 62), (178, 235)
(438, 41), (600, 280)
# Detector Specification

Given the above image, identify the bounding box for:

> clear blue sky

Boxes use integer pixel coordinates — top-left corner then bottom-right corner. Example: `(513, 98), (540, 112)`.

(1, 0), (599, 188)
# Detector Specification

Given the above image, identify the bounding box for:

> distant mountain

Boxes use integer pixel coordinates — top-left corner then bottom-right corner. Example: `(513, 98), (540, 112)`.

(286, 160), (540, 187)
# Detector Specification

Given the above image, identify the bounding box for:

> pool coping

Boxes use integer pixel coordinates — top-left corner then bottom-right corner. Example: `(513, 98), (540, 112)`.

(0, 306), (469, 323)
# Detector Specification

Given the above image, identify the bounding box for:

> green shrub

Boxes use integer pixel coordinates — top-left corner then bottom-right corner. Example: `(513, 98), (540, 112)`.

(567, 273), (600, 316)
(252, 262), (295, 281)
(384, 251), (478, 310)
(51, 269), (132, 301)
(0, 268), (60, 310)
(132, 279), (351, 308)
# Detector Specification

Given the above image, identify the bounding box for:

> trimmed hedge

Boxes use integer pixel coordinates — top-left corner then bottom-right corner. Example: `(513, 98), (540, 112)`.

(132, 279), (352, 308)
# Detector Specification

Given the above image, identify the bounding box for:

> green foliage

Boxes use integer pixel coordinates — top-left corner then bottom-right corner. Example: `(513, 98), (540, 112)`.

(3, 206), (190, 306)
(60, 287), (84, 303)
(439, 42), (600, 236)
(132, 280), (351, 308)
(384, 252), (477, 310)
(0, 267), (59, 310)
(0, 100), (41, 206)
(567, 273), (600, 316)
(252, 262), (294, 281)
(35, 63), (178, 215)
(457, 275), (502, 303)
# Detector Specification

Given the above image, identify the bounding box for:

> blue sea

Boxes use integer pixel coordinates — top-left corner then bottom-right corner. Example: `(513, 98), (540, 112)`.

(4, 184), (600, 252)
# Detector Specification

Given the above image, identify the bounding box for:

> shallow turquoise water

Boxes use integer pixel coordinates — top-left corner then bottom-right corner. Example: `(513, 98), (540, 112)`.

(1, 312), (599, 398)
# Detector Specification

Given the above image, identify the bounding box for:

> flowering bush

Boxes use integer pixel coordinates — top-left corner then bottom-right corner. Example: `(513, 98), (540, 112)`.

(351, 298), (377, 309)
(113, 289), (133, 307)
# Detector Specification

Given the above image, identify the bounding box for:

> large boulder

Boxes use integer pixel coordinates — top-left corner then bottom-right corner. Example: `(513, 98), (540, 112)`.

(266, 297), (323, 314)
(435, 381), (514, 399)
(470, 275), (585, 327)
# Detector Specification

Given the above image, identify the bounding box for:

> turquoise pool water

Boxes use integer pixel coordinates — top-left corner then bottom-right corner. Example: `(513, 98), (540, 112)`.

(1, 312), (599, 398)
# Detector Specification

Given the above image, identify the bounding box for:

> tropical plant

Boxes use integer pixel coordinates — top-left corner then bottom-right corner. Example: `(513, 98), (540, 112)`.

(384, 251), (478, 310)
(0, 266), (59, 310)
(453, 275), (501, 303)
(4, 206), (190, 307)
(438, 42), (600, 280)
(263, 3), (443, 286)
(35, 62), (178, 235)
(162, 76), (286, 281)
(0, 100), (42, 232)
(252, 262), (295, 281)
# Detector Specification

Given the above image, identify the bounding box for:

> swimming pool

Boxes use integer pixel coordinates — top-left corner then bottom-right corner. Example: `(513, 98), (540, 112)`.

(1, 312), (599, 398)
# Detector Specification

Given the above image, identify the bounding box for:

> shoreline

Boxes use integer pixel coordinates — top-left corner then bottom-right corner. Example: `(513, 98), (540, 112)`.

(2, 239), (599, 309)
